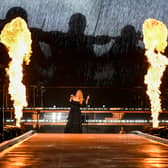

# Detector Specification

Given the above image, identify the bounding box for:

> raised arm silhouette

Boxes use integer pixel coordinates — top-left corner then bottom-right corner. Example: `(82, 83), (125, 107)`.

(101, 25), (145, 87)
(36, 13), (111, 86)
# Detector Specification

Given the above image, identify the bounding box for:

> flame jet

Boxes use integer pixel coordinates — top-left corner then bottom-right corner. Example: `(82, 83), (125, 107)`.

(0, 17), (32, 127)
(143, 18), (168, 128)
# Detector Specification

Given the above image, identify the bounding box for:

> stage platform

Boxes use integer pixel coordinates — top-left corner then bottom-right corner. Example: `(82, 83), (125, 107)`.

(0, 133), (168, 167)
(4, 107), (168, 133)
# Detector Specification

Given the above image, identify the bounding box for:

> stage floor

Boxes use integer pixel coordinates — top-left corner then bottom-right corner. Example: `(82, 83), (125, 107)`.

(0, 133), (168, 168)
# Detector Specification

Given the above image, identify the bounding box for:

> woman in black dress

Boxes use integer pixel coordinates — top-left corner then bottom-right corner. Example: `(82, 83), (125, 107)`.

(64, 89), (89, 133)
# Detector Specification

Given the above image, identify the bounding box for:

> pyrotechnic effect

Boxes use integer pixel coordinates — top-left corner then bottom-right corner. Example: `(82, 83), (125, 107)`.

(143, 18), (168, 128)
(0, 17), (32, 127)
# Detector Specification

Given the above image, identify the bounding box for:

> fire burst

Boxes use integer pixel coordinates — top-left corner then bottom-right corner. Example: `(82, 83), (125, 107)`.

(0, 17), (32, 127)
(143, 18), (168, 128)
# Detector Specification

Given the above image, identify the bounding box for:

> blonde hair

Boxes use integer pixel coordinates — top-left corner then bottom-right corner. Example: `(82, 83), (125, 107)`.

(75, 89), (84, 104)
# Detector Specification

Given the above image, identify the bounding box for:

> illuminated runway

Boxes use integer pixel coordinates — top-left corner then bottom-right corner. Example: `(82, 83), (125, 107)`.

(0, 133), (168, 168)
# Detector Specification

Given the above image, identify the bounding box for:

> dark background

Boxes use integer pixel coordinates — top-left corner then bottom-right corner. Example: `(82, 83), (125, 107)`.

(0, 0), (168, 107)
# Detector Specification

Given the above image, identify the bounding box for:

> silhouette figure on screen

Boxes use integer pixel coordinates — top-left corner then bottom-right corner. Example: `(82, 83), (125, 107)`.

(0, 7), (54, 86)
(0, 43), (10, 84)
(38, 13), (111, 86)
(64, 89), (89, 133)
(103, 25), (145, 87)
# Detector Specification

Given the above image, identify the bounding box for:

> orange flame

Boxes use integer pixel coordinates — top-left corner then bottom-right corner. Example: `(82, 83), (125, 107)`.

(143, 18), (168, 127)
(0, 17), (32, 127)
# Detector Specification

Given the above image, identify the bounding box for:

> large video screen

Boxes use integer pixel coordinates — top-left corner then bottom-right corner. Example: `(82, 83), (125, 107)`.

(0, 0), (167, 88)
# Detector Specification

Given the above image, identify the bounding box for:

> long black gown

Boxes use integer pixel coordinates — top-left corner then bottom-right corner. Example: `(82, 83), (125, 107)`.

(64, 100), (82, 133)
